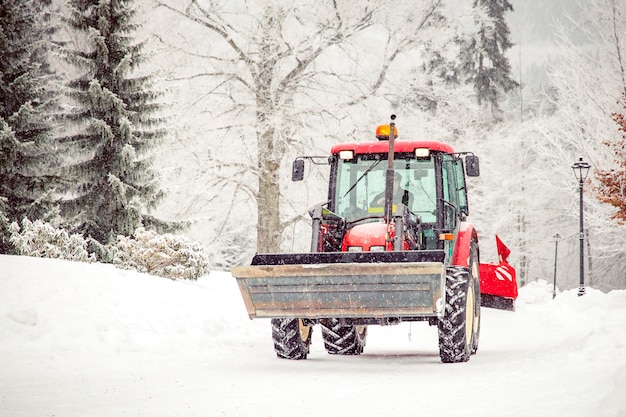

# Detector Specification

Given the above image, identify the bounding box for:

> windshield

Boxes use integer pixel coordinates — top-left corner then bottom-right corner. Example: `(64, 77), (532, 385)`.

(334, 154), (437, 223)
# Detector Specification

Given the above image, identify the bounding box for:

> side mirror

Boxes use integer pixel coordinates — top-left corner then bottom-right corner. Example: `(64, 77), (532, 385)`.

(465, 155), (480, 177)
(292, 159), (305, 181)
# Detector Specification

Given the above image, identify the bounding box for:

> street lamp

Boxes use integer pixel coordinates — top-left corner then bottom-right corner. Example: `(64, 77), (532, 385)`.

(552, 233), (561, 299)
(571, 156), (591, 297)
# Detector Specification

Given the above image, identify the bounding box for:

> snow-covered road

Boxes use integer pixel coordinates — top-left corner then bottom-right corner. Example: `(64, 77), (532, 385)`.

(1, 255), (625, 417)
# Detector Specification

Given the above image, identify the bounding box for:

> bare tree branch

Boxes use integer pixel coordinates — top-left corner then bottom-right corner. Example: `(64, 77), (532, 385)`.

(155, 1), (257, 79)
(610, 0), (626, 96)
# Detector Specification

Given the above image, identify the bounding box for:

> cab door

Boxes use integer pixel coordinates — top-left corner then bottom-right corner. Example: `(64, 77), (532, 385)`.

(441, 155), (460, 231)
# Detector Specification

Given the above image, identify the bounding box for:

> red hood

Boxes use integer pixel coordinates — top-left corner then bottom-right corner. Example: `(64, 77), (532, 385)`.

(341, 222), (388, 251)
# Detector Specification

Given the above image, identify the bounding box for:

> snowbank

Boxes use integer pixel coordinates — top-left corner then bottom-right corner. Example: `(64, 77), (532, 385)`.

(1, 256), (625, 417)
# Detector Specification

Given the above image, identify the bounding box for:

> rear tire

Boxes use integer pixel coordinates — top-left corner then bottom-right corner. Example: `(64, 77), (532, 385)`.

(320, 318), (367, 355)
(271, 318), (312, 360)
(438, 267), (475, 363)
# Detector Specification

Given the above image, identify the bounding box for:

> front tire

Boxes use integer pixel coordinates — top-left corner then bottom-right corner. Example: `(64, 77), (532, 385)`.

(271, 318), (312, 360)
(320, 318), (367, 355)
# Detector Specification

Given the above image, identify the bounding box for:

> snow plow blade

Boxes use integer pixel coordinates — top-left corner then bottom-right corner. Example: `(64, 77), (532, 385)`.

(231, 251), (446, 320)
(478, 236), (518, 311)
(479, 262), (517, 311)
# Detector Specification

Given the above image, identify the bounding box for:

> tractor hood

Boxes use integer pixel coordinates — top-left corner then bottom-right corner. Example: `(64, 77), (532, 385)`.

(341, 222), (388, 252)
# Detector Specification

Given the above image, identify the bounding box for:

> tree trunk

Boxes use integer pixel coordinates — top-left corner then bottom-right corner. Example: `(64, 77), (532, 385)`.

(255, 83), (283, 253)
(256, 146), (282, 253)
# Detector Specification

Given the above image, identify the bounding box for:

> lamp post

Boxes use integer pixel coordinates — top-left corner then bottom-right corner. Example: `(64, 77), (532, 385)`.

(571, 157), (591, 297)
(552, 233), (561, 299)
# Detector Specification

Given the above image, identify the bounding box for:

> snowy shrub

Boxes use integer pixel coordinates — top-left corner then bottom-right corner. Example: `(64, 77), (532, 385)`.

(110, 228), (209, 280)
(9, 218), (96, 263)
(8, 220), (210, 280)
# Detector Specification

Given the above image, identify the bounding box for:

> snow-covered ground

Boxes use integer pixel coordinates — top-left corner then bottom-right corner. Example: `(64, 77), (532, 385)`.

(1, 254), (625, 417)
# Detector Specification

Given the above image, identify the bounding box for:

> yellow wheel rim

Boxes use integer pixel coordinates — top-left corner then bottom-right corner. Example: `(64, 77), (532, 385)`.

(298, 319), (311, 342)
(465, 283), (475, 350)
(471, 260), (480, 334)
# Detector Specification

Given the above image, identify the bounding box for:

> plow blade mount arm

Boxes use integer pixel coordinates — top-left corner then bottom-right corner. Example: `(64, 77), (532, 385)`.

(231, 250), (446, 320)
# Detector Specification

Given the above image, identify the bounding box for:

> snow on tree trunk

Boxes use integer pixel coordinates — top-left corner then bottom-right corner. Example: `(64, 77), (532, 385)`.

(256, 95), (283, 253)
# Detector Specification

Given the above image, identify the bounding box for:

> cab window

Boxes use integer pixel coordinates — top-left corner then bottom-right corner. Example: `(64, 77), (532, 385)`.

(334, 154), (436, 223)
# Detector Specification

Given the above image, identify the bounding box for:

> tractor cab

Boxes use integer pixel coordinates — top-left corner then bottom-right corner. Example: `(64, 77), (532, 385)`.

(293, 125), (480, 256)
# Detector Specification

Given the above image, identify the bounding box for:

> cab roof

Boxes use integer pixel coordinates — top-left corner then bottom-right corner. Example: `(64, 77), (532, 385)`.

(330, 140), (455, 155)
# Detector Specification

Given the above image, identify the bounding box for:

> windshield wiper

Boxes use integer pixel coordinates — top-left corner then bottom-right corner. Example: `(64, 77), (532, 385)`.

(342, 159), (382, 198)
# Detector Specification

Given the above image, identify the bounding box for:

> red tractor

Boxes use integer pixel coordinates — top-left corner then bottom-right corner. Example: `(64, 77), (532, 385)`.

(232, 116), (517, 363)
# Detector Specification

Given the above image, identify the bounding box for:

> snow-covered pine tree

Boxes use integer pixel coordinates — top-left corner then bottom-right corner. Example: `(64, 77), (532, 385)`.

(0, 0), (62, 254)
(59, 0), (171, 244)
(458, 0), (518, 115)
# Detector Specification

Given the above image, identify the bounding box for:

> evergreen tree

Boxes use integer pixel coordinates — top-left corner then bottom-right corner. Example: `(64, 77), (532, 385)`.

(0, 0), (62, 254)
(459, 0), (518, 113)
(402, 37), (461, 113)
(60, 0), (169, 244)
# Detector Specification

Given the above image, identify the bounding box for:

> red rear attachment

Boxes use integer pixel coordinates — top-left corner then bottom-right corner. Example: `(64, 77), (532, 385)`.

(479, 235), (518, 311)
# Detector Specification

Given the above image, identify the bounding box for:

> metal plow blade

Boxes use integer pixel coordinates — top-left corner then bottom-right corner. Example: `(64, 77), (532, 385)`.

(231, 252), (446, 320)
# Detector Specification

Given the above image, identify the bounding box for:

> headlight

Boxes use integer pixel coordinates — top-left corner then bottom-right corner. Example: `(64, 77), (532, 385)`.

(369, 245), (385, 252)
(347, 246), (363, 252)
(339, 150), (354, 160)
(415, 148), (430, 158)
